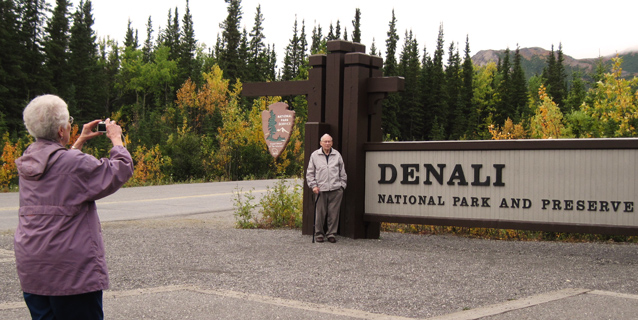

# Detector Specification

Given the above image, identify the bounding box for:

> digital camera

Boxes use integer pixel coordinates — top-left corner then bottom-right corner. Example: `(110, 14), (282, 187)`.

(97, 121), (107, 133)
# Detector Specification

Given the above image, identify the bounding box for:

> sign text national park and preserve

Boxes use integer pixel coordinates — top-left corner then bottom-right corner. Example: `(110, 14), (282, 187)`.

(364, 139), (638, 235)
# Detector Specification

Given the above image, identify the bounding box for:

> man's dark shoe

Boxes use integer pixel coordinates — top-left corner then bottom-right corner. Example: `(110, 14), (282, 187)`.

(316, 236), (324, 243)
(328, 237), (336, 243)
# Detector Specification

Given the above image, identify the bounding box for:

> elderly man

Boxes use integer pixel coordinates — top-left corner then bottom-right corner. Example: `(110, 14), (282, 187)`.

(306, 134), (347, 243)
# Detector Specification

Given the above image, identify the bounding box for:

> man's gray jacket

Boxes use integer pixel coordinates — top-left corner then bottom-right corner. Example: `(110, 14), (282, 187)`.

(306, 147), (347, 192)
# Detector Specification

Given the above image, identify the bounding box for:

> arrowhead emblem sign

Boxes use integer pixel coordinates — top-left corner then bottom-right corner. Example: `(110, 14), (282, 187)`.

(261, 102), (295, 158)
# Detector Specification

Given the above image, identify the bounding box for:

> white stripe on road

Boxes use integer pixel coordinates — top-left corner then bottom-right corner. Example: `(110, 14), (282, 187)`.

(0, 189), (268, 211)
(97, 189), (268, 205)
(3, 286), (637, 319)
(192, 286), (418, 320)
(0, 285), (416, 319)
(426, 288), (590, 320)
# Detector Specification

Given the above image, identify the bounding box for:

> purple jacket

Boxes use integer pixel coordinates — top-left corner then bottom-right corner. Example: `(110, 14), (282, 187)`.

(14, 139), (134, 296)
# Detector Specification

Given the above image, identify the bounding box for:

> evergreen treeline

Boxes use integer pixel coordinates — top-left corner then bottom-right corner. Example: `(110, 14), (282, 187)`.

(1, 0), (637, 189)
(380, 22), (637, 141)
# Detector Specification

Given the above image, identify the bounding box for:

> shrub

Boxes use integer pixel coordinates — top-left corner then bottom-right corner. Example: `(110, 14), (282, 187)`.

(232, 186), (258, 229)
(232, 178), (303, 229)
(0, 133), (22, 191)
(258, 179), (303, 229)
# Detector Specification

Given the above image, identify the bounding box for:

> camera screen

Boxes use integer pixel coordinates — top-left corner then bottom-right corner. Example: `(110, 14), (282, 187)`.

(97, 122), (106, 132)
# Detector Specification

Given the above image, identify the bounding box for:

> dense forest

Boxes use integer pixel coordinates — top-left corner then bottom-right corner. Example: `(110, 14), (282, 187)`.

(1, 0), (637, 190)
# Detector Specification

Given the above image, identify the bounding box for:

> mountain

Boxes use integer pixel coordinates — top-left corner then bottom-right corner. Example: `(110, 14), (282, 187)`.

(471, 47), (638, 80)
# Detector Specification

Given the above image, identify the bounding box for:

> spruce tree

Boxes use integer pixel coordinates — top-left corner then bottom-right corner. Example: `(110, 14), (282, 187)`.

(369, 38), (378, 56)
(0, 0), (26, 133)
(161, 7), (180, 62)
(97, 38), (119, 116)
(43, 0), (71, 97)
(282, 18), (302, 81)
(564, 71), (586, 113)
(237, 28), (249, 82)
(299, 21), (308, 62)
(429, 116), (446, 140)
(445, 41), (462, 139)
(310, 24), (325, 54)
(281, 20), (297, 81)
(326, 23), (335, 41)
(124, 19), (138, 49)
(397, 31), (422, 140)
(248, 4), (269, 81)
(424, 24), (447, 140)
(383, 11), (398, 76)
(266, 44), (277, 80)
(553, 43), (568, 111)
(218, 0), (242, 83)
(542, 44), (556, 82)
(542, 44), (567, 111)
(180, 0), (198, 84)
(381, 10), (400, 139)
(142, 16), (154, 62)
(68, 0), (102, 119)
(351, 8), (361, 43)
(495, 47), (512, 124)
(510, 45), (528, 121)
(592, 56), (607, 83)
(19, 0), (49, 100)
(418, 44), (432, 138)
(459, 36), (474, 138)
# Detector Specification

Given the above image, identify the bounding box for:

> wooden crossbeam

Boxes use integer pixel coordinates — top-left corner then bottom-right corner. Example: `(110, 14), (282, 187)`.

(242, 81), (311, 97)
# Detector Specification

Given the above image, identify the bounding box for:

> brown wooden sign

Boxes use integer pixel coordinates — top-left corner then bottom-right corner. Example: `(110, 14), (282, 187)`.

(261, 102), (295, 158)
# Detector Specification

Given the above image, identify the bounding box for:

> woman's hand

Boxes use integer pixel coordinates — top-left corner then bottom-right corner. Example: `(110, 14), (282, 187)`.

(104, 118), (124, 147)
(71, 118), (124, 150)
(71, 119), (102, 150)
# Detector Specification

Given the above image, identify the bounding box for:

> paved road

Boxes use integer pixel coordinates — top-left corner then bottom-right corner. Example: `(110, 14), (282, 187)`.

(1, 180), (637, 319)
(0, 179), (300, 232)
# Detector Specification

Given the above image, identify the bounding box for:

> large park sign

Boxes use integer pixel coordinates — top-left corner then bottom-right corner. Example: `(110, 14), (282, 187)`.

(244, 40), (638, 239)
(365, 139), (638, 236)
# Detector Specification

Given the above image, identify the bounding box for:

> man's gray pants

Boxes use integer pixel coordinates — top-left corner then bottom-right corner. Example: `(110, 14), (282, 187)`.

(314, 188), (344, 238)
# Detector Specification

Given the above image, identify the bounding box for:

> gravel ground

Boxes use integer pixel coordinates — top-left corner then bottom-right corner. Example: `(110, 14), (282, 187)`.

(1, 213), (637, 319)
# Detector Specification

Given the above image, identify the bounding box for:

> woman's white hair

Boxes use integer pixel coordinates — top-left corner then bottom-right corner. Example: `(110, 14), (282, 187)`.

(23, 94), (70, 141)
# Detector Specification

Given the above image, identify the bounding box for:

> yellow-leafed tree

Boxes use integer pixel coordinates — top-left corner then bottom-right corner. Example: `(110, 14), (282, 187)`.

(530, 84), (570, 139)
(579, 57), (638, 137)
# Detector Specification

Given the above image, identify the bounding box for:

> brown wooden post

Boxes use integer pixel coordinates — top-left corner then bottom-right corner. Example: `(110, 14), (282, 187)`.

(324, 41), (365, 151)
(243, 40), (403, 239)
(307, 55), (326, 123)
(367, 56), (385, 143)
(341, 52), (372, 238)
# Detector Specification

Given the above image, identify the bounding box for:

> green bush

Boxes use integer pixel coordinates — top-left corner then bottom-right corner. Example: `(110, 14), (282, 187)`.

(232, 187), (258, 229)
(259, 179), (303, 229)
(232, 178), (303, 229)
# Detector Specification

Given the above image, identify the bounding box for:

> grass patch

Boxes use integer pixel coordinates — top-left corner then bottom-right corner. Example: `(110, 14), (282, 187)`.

(381, 223), (638, 243)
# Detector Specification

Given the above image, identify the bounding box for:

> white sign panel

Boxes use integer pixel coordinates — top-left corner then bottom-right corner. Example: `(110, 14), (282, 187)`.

(365, 149), (637, 227)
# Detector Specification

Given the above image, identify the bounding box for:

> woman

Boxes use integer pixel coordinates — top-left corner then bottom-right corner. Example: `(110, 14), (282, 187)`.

(14, 94), (134, 319)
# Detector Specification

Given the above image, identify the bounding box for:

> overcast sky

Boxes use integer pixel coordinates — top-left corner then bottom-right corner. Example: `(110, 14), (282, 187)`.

(61, 0), (637, 64)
